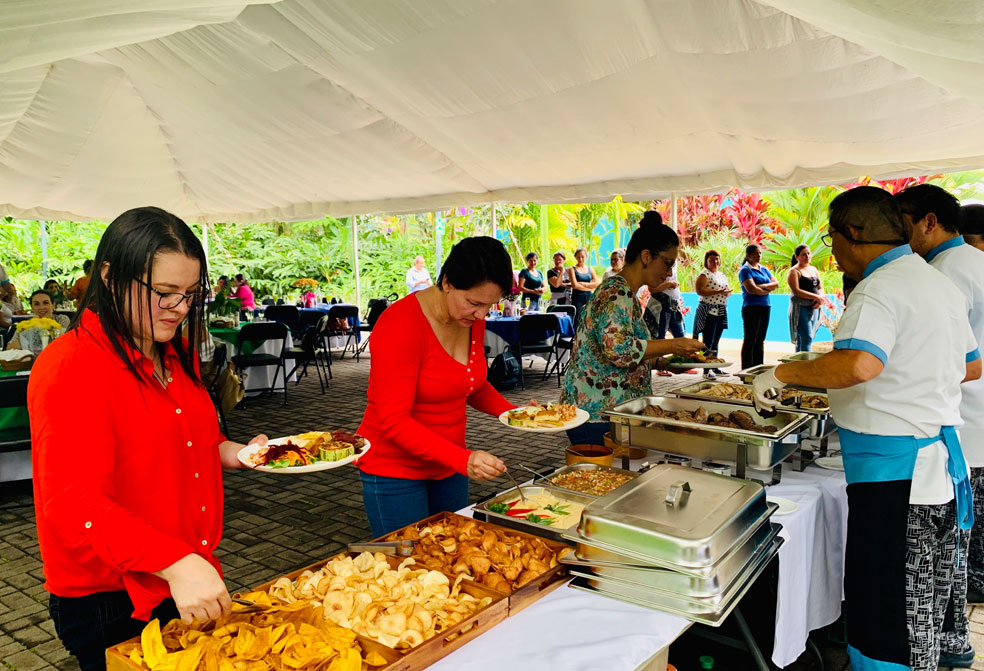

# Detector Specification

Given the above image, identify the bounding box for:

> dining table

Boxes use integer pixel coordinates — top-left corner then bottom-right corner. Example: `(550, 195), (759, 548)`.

(0, 367), (32, 482)
(209, 322), (296, 393)
(484, 313), (575, 357)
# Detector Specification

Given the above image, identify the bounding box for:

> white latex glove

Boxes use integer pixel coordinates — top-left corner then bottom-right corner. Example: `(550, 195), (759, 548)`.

(752, 367), (786, 414)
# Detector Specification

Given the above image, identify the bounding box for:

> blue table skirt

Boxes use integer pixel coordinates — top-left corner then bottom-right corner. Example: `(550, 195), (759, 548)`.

(485, 315), (574, 349)
(257, 305), (362, 341)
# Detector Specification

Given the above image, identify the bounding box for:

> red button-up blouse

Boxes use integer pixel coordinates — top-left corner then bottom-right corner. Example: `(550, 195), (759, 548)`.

(357, 295), (514, 481)
(29, 310), (226, 619)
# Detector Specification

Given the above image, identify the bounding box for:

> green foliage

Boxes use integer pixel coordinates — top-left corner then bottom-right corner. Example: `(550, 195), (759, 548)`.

(760, 229), (831, 273)
(675, 231), (752, 293)
(208, 285), (241, 317)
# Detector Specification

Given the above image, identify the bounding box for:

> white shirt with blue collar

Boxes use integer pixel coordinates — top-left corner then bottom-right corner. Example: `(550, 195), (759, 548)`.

(831, 244), (980, 504)
(926, 235), (984, 467)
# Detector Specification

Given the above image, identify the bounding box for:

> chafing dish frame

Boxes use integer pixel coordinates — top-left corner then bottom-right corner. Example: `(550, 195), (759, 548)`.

(539, 463), (639, 497)
(605, 396), (811, 479)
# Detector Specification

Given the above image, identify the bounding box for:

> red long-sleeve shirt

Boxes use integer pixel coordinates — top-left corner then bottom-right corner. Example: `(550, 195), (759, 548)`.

(30, 310), (226, 619)
(357, 295), (514, 480)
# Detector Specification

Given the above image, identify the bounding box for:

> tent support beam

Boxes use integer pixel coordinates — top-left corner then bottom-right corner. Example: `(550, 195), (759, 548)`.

(40, 221), (48, 279)
(352, 216), (361, 309)
(670, 192), (678, 231)
(490, 201), (497, 238)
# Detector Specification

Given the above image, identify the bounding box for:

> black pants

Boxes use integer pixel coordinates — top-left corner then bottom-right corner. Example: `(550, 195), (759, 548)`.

(571, 291), (591, 329)
(49, 591), (179, 671)
(698, 312), (726, 356)
(741, 305), (770, 369)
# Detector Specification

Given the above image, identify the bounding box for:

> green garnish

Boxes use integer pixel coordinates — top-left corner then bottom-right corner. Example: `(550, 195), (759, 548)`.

(488, 503), (510, 514)
(544, 503), (570, 515)
(268, 459), (291, 468)
(524, 513), (556, 526)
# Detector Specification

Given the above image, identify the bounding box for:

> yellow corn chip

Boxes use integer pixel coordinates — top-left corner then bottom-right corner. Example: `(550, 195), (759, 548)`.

(141, 619), (168, 668)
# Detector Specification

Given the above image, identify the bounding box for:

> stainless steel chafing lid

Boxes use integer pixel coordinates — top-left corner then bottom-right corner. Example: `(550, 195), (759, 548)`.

(577, 464), (768, 566)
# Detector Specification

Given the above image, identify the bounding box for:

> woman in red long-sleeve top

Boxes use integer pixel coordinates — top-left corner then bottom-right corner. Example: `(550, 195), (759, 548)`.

(30, 207), (268, 671)
(358, 237), (517, 536)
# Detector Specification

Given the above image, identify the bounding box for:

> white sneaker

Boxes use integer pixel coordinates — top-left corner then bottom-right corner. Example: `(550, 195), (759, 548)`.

(704, 370), (716, 380)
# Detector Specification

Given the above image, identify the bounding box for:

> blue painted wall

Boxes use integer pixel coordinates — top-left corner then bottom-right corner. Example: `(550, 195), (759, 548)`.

(677, 292), (837, 343)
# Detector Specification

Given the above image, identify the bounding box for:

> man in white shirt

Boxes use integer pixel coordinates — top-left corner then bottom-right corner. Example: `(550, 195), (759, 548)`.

(754, 186), (981, 671)
(405, 255), (432, 294)
(899, 184), (984, 668)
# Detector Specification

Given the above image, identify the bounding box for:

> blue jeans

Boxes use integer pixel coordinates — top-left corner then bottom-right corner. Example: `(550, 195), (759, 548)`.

(567, 421), (610, 446)
(658, 309), (686, 339)
(699, 312), (726, 355)
(796, 304), (819, 352)
(360, 471), (469, 537)
(49, 591), (179, 671)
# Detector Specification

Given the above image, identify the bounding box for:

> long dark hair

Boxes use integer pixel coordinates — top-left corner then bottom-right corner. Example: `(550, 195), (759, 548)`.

(625, 211), (678, 263)
(791, 244), (808, 266)
(72, 206), (209, 385)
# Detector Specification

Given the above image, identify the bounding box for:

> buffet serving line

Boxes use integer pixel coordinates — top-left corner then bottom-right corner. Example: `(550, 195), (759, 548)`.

(105, 365), (847, 671)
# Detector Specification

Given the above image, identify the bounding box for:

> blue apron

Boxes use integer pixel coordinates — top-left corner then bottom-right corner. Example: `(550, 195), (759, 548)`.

(839, 426), (973, 531)
(840, 426), (973, 671)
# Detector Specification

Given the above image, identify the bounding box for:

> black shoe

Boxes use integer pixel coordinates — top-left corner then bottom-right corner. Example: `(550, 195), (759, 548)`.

(968, 585), (984, 604)
(939, 646), (975, 668)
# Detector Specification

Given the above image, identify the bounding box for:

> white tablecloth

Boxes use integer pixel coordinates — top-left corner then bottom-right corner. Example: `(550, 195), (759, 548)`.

(219, 324), (295, 393)
(758, 451), (848, 667)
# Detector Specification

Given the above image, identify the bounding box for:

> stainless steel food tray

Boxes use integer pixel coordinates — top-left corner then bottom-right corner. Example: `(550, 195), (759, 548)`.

(541, 463), (639, 497)
(606, 396), (810, 472)
(780, 351), (824, 363)
(736, 364), (826, 393)
(473, 485), (595, 544)
(671, 381), (830, 417)
(568, 534), (783, 626)
(562, 522), (781, 597)
(566, 465), (774, 570)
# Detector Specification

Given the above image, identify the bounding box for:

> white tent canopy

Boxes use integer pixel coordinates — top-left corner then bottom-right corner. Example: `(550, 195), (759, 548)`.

(2, 0), (984, 223)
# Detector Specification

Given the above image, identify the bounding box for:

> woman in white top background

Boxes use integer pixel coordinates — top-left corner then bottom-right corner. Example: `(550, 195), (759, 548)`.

(602, 249), (625, 279)
(692, 250), (731, 378)
(405, 255), (432, 294)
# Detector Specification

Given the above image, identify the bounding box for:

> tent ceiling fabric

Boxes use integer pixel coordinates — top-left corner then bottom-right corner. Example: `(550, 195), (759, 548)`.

(1, 0), (984, 223)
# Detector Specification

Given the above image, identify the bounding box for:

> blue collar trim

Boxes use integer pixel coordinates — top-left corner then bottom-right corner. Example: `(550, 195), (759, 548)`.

(925, 236), (965, 263)
(863, 244), (912, 279)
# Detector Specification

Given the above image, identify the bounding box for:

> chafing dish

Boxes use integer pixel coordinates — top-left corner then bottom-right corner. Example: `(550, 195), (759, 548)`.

(568, 533), (783, 626)
(539, 463), (639, 497)
(562, 522), (781, 597)
(606, 396), (811, 476)
(569, 465), (772, 570)
(473, 485), (595, 543)
(780, 351), (824, 363)
(736, 363), (826, 393)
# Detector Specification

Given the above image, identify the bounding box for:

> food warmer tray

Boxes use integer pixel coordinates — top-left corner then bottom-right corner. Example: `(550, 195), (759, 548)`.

(562, 522), (781, 597)
(537, 463), (639, 496)
(780, 351), (824, 363)
(473, 485), (595, 544)
(736, 363), (826, 393)
(567, 465), (774, 570)
(568, 533), (783, 626)
(605, 396), (811, 476)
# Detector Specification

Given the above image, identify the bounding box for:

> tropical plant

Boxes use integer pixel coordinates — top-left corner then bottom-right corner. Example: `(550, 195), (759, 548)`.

(760, 229), (831, 273)
(675, 230), (753, 293)
(720, 190), (776, 243)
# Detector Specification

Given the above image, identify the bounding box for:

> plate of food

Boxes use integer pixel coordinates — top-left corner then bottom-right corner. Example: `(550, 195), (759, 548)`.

(499, 402), (589, 433)
(665, 352), (734, 370)
(238, 430), (371, 473)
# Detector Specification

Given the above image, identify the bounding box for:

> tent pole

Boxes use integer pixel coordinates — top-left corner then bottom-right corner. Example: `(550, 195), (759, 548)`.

(40, 220), (48, 278)
(435, 211), (444, 280)
(539, 204), (549, 268)
(352, 217), (361, 309)
(202, 223), (209, 266)
(490, 201), (497, 238)
(670, 192), (678, 231)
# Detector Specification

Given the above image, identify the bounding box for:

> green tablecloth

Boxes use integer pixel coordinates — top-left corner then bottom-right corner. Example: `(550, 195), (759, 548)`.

(209, 327), (264, 355)
(0, 368), (29, 430)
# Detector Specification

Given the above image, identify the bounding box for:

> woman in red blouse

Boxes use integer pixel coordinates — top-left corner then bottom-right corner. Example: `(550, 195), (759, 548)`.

(358, 237), (516, 536)
(29, 207), (268, 671)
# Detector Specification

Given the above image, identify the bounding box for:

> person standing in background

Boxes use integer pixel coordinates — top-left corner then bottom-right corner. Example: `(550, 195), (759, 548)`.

(898, 184), (984, 668)
(693, 250), (731, 378)
(229, 274), (256, 311)
(547, 252), (572, 306)
(568, 247), (600, 327)
(602, 249), (625, 279)
(960, 204), (984, 253)
(517, 252), (544, 311)
(66, 260), (93, 309)
(787, 244), (825, 352)
(738, 243), (778, 369)
(405, 255), (432, 294)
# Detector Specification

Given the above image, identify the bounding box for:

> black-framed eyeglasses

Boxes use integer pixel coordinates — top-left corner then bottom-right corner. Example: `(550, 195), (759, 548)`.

(136, 279), (201, 309)
(821, 228), (907, 248)
(656, 252), (676, 269)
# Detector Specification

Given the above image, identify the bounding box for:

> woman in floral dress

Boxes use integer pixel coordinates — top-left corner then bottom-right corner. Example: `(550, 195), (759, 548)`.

(560, 212), (704, 445)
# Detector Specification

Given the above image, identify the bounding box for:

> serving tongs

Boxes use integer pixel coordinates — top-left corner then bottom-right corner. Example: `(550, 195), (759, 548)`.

(230, 597), (272, 614)
(502, 467), (529, 504)
(346, 539), (416, 557)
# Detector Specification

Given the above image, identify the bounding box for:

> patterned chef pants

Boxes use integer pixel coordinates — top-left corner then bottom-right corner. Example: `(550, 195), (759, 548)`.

(968, 468), (984, 595)
(906, 501), (958, 671)
(941, 526), (971, 656)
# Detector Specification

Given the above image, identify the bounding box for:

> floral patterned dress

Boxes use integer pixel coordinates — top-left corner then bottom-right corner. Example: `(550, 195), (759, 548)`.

(561, 275), (650, 421)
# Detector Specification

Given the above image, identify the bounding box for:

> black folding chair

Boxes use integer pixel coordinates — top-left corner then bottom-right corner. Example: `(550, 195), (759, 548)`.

(205, 345), (231, 437)
(300, 309), (324, 334)
(326, 304), (360, 360)
(315, 315), (333, 379)
(261, 298), (276, 306)
(547, 304), (576, 319)
(284, 326), (329, 393)
(231, 322), (289, 406)
(0, 376), (31, 454)
(264, 305), (302, 336)
(515, 314), (562, 388)
(356, 293), (397, 356)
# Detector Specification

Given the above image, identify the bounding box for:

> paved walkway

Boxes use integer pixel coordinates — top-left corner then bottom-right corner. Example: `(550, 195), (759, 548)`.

(0, 342), (978, 670)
